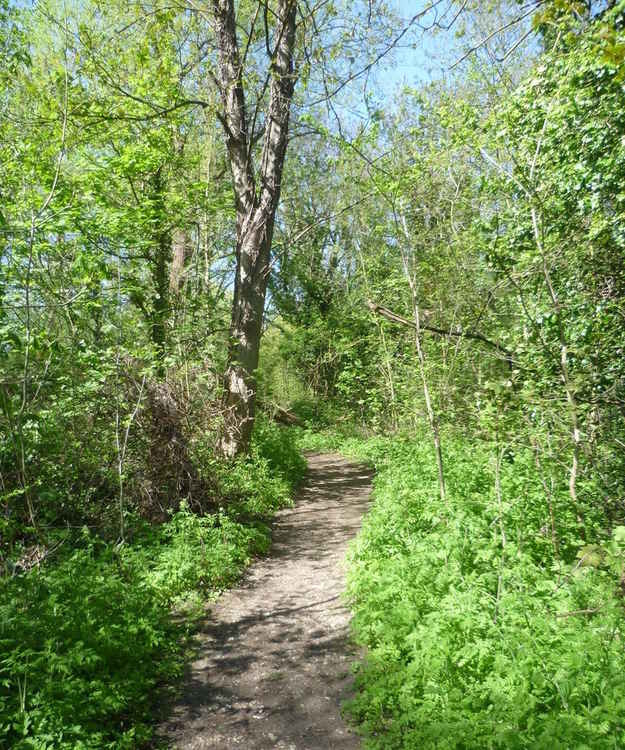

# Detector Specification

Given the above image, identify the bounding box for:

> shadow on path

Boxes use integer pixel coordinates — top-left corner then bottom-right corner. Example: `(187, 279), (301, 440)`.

(157, 453), (373, 750)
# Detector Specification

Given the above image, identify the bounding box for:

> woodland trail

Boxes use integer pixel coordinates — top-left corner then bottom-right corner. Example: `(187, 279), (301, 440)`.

(158, 453), (373, 750)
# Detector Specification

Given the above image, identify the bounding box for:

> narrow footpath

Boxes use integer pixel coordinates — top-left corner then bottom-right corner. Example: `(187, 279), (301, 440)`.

(158, 453), (373, 750)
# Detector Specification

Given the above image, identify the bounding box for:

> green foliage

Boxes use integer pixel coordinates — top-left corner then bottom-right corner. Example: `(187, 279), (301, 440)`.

(0, 0), (233, 541)
(1, 539), (181, 750)
(249, 417), (307, 490)
(1, 1), (624, 748)
(292, 425), (358, 452)
(0, 419), (304, 749)
(338, 433), (625, 749)
(204, 417), (307, 518)
(257, 324), (311, 411)
(476, 7), (625, 512)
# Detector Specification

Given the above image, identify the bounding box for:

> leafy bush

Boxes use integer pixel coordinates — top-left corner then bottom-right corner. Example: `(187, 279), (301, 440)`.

(209, 417), (307, 518)
(292, 424), (363, 453)
(342, 434), (625, 749)
(1, 538), (180, 749)
(249, 417), (307, 495)
(292, 426), (344, 452)
(0, 418), (305, 749)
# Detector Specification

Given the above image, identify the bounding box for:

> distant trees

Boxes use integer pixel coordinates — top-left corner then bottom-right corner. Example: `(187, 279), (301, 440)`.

(269, 2), (625, 532)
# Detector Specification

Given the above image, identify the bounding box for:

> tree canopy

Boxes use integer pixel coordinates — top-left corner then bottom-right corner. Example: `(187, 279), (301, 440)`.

(1, 1), (625, 747)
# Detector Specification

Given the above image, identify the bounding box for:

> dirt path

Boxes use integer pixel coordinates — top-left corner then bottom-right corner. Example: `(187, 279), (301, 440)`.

(158, 453), (373, 750)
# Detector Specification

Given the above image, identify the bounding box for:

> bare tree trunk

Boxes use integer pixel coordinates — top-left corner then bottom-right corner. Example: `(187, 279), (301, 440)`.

(169, 228), (192, 296)
(529, 430), (560, 560)
(211, 0), (297, 457)
(220, 225), (273, 455)
(152, 225), (170, 375)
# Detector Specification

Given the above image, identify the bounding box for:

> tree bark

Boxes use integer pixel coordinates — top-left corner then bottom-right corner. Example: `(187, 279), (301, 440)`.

(211, 0), (297, 457)
(169, 228), (192, 296)
(150, 168), (171, 377)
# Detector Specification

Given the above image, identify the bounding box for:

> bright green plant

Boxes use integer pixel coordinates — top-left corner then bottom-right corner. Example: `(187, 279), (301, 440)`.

(0, 418), (305, 749)
(335, 432), (625, 749)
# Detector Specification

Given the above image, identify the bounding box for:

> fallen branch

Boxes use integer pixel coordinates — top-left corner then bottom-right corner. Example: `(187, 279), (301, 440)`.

(366, 300), (513, 367)
(272, 405), (302, 427)
(555, 607), (602, 618)
(259, 401), (303, 427)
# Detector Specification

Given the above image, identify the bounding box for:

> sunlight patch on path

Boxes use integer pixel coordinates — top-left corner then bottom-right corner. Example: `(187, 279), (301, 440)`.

(157, 453), (373, 750)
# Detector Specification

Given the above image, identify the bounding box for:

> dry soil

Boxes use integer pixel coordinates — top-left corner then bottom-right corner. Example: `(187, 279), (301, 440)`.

(157, 452), (373, 750)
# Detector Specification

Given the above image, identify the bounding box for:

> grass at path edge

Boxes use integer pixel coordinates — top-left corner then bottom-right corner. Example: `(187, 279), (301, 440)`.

(295, 426), (625, 749)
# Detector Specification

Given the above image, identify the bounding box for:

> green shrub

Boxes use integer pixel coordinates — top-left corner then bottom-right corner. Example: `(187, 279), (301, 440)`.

(341, 434), (625, 749)
(0, 508), (270, 750)
(291, 424), (361, 453)
(0, 540), (179, 749)
(0, 420), (305, 749)
(209, 417), (307, 518)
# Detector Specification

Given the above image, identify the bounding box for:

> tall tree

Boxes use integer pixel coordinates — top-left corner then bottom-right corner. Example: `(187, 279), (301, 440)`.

(211, 0), (297, 457)
(210, 0), (438, 455)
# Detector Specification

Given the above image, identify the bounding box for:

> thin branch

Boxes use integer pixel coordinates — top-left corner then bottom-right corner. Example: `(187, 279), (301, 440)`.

(367, 300), (514, 363)
(555, 607), (602, 618)
(450, 2), (543, 69)
(307, 2), (447, 106)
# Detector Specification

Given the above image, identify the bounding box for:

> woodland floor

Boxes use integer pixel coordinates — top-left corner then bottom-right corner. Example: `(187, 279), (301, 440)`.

(157, 452), (373, 750)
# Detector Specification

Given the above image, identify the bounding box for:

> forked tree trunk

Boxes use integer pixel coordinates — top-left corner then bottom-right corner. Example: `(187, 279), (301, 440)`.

(211, 0), (297, 457)
(220, 222), (273, 456)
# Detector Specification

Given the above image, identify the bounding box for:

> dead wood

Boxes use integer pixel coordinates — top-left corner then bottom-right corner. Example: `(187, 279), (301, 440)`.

(366, 299), (513, 367)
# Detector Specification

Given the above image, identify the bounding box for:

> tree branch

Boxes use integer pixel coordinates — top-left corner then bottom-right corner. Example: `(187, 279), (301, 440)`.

(211, 0), (256, 218)
(258, 0), (297, 217)
(366, 300), (513, 366)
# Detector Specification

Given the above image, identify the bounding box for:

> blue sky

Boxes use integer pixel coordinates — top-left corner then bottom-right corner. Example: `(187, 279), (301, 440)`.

(318, 1), (466, 130)
(385, 1), (449, 85)
(373, 0), (464, 97)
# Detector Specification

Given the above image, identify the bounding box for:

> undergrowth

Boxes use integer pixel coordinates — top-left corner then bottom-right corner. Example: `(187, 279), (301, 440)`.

(298, 429), (625, 749)
(0, 419), (305, 750)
